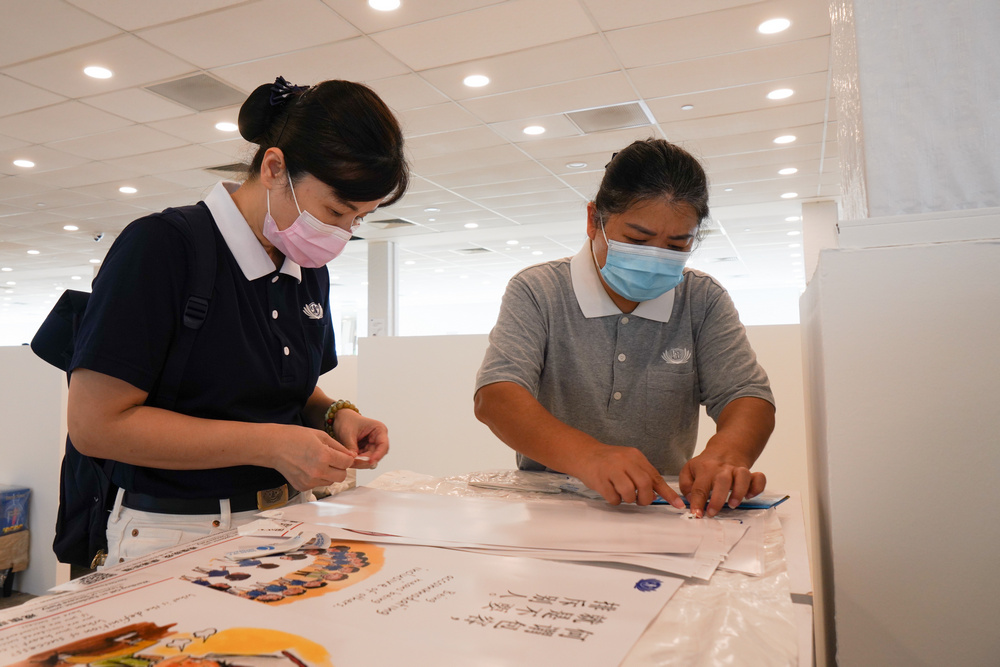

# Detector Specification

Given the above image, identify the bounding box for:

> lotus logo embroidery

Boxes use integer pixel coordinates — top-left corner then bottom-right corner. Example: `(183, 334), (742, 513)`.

(302, 303), (323, 320)
(662, 347), (691, 364)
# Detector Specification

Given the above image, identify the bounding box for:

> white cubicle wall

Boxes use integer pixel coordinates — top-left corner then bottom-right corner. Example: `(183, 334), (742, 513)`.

(3, 324), (810, 599)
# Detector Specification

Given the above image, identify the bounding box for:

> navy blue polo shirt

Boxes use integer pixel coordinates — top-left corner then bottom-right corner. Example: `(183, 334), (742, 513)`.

(71, 182), (337, 499)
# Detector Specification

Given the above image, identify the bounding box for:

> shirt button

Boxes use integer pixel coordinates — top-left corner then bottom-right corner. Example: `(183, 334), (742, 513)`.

(283, 346), (290, 356)
(272, 310), (278, 319)
(618, 353), (626, 362)
(613, 392), (622, 400)
(271, 275), (279, 283)
(131, 529), (139, 537)
(621, 317), (629, 324)
(212, 520), (221, 528)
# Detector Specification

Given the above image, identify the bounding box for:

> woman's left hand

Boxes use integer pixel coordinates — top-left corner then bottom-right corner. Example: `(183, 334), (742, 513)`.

(328, 408), (389, 469)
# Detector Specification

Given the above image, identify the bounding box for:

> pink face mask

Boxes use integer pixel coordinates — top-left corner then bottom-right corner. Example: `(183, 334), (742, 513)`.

(262, 175), (356, 268)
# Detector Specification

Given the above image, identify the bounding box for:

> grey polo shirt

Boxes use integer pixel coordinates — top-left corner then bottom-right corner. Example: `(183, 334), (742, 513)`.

(475, 242), (774, 475)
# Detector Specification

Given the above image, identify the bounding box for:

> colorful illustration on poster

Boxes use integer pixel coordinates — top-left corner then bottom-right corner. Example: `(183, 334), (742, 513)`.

(9, 622), (332, 667)
(181, 540), (385, 606)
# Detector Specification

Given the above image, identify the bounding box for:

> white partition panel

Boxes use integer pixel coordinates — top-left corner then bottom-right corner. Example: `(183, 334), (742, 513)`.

(0, 346), (67, 595)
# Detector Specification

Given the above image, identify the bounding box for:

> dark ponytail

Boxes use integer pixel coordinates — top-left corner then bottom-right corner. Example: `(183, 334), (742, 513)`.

(594, 139), (709, 226)
(239, 77), (409, 206)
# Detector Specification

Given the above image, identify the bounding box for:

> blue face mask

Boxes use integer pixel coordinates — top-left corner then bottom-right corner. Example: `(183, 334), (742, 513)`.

(593, 225), (689, 301)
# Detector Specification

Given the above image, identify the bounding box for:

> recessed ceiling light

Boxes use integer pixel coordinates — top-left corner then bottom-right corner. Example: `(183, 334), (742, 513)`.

(767, 88), (794, 100)
(773, 135), (797, 144)
(724, 188), (734, 192)
(119, 186), (138, 194)
(523, 125), (546, 136)
(215, 121), (238, 132)
(566, 162), (587, 169)
(369, 0), (400, 10)
(507, 239), (519, 245)
(63, 225), (79, 231)
(5, 281), (14, 286)
(0, 267), (11, 272)
(27, 250), (40, 255)
(434, 268), (444, 273)
(404, 260), (416, 265)
(787, 230), (801, 236)
(89, 259), (101, 264)
(13, 159), (34, 168)
(778, 167), (798, 175)
(424, 207), (440, 212)
(71, 275), (82, 280)
(463, 74), (490, 88)
(464, 222), (479, 229)
(781, 192), (798, 199)
(758, 18), (791, 34)
(532, 250), (543, 256)
(785, 216), (801, 222)
(681, 104), (694, 111)
(84, 65), (113, 79)
(428, 218), (436, 222)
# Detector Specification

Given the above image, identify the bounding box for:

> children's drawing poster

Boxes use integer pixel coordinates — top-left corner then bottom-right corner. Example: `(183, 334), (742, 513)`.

(0, 523), (683, 666)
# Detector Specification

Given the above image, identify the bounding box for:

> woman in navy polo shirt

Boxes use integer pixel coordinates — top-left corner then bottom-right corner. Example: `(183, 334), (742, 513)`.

(66, 77), (408, 566)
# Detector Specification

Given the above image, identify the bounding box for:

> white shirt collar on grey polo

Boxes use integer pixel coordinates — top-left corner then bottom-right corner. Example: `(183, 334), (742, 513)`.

(569, 240), (675, 323)
(204, 181), (302, 283)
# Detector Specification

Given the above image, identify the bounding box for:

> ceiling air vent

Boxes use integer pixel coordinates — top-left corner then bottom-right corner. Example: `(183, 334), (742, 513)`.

(454, 247), (492, 255)
(366, 218), (416, 229)
(145, 74), (246, 112)
(565, 102), (653, 134)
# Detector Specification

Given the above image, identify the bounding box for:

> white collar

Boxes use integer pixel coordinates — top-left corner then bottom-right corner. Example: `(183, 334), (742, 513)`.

(569, 241), (675, 323)
(204, 181), (302, 282)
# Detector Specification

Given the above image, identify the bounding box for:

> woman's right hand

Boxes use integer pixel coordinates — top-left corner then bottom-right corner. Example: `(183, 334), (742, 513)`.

(267, 424), (357, 492)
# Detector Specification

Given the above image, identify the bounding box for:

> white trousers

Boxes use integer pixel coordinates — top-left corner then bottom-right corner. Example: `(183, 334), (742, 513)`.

(105, 488), (314, 567)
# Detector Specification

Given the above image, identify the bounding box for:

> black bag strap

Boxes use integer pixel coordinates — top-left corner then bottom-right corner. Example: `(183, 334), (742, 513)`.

(148, 206), (218, 411)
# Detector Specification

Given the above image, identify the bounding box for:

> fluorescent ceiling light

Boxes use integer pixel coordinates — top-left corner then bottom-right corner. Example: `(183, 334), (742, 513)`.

(84, 66), (113, 79)
(463, 74), (490, 88)
(758, 18), (791, 34)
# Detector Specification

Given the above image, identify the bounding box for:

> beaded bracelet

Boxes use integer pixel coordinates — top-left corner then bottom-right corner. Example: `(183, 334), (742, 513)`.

(324, 399), (360, 437)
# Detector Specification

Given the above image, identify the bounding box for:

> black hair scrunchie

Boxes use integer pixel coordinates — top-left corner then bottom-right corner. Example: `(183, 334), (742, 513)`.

(238, 76), (309, 143)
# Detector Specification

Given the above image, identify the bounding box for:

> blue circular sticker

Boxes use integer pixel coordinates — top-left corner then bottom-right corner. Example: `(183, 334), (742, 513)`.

(634, 578), (662, 592)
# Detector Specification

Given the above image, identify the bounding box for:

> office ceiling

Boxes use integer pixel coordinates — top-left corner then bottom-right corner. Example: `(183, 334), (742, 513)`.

(0, 0), (837, 338)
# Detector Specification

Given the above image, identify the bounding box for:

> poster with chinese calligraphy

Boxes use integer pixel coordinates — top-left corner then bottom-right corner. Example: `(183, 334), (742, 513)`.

(0, 522), (683, 666)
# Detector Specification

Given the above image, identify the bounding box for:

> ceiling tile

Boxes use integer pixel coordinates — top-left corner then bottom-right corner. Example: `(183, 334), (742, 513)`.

(50, 125), (189, 161)
(44, 199), (148, 221)
(518, 126), (658, 161)
(81, 87), (195, 123)
(137, 0), (359, 70)
(462, 72), (638, 124)
(106, 144), (235, 175)
(405, 126), (507, 160)
(582, 0), (761, 31)
(370, 0), (595, 71)
(0, 0), (120, 68)
(321, 0), (503, 33)
(0, 145), (90, 176)
(0, 74), (66, 117)
(367, 74), (450, 112)
(64, 0), (246, 31)
(411, 144), (527, 177)
(452, 176), (567, 199)
(399, 102), (481, 138)
(659, 100), (829, 141)
(0, 101), (133, 144)
(212, 37), (409, 93)
(2, 34), (196, 99)
(4, 188), (102, 210)
(419, 35), (619, 100)
(147, 106), (244, 144)
(22, 160), (141, 189)
(488, 114), (583, 143)
(0, 176), (49, 200)
(605, 0), (831, 69)
(430, 161), (552, 189)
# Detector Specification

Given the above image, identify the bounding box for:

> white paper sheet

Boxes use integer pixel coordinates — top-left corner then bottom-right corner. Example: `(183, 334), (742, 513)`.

(278, 486), (706, 554)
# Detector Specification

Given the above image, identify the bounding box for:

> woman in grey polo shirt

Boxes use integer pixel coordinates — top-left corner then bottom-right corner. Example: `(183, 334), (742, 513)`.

(474, 139), (775, 519)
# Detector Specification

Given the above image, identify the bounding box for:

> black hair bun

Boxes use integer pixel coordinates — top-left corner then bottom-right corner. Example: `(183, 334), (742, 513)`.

(238, 82), (277, 143)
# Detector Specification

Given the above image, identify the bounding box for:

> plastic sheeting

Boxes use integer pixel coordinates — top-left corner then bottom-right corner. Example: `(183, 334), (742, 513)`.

(362, 470), (800, 667)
